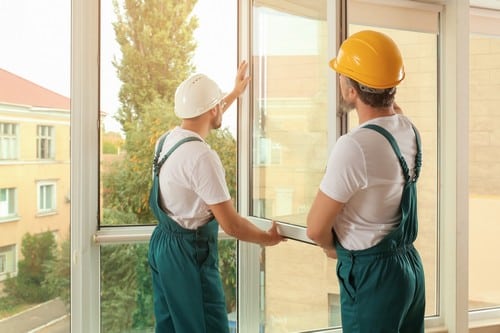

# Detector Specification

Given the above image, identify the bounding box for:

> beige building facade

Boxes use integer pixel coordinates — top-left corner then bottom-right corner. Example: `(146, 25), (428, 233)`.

(0, 69), (70, 283)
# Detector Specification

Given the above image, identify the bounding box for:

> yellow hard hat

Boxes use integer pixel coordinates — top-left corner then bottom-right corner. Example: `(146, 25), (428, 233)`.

(329, 30), (405, 89)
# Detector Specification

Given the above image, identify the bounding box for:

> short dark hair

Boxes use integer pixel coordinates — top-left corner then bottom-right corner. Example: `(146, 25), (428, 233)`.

(346, 77), (396, 108)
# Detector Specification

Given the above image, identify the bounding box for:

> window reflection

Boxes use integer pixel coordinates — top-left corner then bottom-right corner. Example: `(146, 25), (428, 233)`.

(262, 240), (340, 332)
(252, 4), (329, 226)
(252, 2), (342, 332)
(469, 33), (500, 311)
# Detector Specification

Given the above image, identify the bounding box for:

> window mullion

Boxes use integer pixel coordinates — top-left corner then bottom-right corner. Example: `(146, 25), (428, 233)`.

(71, 0), (100, 332)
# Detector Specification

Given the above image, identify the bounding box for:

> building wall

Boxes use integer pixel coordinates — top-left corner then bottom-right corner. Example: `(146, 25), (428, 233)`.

(0, 102), (70, 282)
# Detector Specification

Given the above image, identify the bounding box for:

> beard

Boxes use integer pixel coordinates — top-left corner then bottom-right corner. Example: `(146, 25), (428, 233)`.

(339, 97), (355, 114)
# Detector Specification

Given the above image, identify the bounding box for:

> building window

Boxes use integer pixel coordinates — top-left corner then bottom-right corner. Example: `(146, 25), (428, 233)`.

(0, 254), (5, 274)
(0, 245), (16, 280)
(0, 122), (18, 160)
(0, 187), (16, 220)
(255, 137), (282, 166)
(38, 182), (56, 213)
(37, 125), (55, 159)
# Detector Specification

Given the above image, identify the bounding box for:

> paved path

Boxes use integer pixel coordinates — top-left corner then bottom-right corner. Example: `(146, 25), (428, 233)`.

(0, 299), (69, 333)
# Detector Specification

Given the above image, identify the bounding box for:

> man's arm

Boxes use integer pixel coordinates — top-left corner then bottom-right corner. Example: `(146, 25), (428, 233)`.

(306, 190), (344, 258)
(209, 200), (284, 246)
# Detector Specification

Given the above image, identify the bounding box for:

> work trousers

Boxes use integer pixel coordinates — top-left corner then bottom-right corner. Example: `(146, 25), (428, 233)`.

(336, 243), (425, 333)
(148, 218), (229, 333)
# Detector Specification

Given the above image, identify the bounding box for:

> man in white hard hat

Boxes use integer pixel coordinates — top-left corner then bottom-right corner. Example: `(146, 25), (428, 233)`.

(148, 61), (284, 333)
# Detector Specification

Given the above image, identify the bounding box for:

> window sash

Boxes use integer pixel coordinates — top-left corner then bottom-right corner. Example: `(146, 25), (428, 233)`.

(0, 123), (18, 160)
(0, 188), (16, 218)
(38, 183), (56, 212)
(37, 125), (55, 159)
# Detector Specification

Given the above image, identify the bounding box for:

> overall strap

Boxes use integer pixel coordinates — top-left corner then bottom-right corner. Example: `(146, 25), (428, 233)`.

(152, 134), (202, 176)
(362, 124), (422, 183)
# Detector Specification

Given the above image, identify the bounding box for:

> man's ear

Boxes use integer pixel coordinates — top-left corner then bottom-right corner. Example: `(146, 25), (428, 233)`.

(347, 85), (357, 100)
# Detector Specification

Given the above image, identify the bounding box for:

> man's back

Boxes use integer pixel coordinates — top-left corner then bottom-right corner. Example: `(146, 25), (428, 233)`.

(320, 114), (419, 250)
(156, 126), (230, 229)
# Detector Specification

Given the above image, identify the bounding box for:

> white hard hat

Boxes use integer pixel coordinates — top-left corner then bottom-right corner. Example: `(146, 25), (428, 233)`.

(174, 73), (225, 119)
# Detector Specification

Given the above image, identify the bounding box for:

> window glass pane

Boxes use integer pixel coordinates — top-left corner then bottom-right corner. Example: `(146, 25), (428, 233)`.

(469, 33), (500, 311)
(0, 188), (16, 219)
(99, 0), (239, 329)
(99, 0), (238, 224)
(36, 125), (55, 160)
(251, 1), (329, 226)
(100, 239), (236, 332)
(262, 240), (340, 332)
(0, 1), (70, 331)
(0, 123), (18, 160)
(345, 25), (439, 316)
(252, 2), (338, 332)
(38, 183), (56, 213)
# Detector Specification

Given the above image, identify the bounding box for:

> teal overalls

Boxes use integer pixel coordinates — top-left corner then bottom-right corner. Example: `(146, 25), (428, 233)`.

(148, 134), (229, 333)
(335, 124), (425, 333)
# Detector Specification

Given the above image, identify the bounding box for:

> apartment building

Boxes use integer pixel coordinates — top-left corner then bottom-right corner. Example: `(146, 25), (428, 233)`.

(0, 69), (70, 284)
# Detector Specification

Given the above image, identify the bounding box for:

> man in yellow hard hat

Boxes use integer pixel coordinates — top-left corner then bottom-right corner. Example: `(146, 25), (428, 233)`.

(307, 30), (425, 332)
(148, 61), (284, 333)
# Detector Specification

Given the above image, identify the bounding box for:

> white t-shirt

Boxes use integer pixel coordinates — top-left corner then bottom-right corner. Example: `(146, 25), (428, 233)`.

(154, 127), (231, 229)
(319, 114), (419, 250)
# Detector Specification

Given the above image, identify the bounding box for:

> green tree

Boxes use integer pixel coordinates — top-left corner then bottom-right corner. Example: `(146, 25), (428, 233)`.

(99, 209), (154, 332)
(5, 232), (57, 303)
(43, 238), (71, 309)
(102, 2), (200, 326)
(106, 0), (198, 223)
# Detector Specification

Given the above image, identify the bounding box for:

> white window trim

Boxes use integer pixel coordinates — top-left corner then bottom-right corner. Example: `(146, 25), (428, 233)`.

(71, 0), (100, 331)
(437, 1), (470, 332)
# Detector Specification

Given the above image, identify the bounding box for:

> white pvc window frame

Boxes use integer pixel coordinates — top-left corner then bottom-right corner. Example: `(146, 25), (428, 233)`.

(69, 0), (499, 332)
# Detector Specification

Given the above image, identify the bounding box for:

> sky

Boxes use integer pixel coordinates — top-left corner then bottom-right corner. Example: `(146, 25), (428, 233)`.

(0, 0), (237, 135)
(0, 0), (71, 96)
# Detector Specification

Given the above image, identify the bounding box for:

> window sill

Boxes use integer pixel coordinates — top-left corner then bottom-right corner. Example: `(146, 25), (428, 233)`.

(0, 216), (20, 223)
(470, 319), (500, 333)
(425, 320), (500, 333)
(36, 211), (58, 217)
